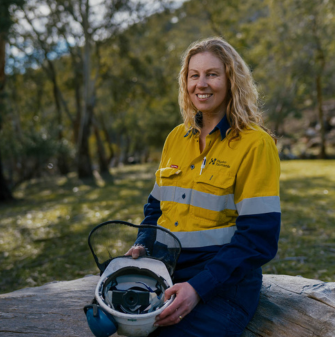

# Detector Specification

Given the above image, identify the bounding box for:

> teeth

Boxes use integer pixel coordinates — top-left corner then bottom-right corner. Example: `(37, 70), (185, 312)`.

(197, 94), (211, 99)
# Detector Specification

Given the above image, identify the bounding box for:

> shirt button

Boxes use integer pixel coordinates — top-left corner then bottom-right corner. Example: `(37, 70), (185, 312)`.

(190, 165), (195, 170)
(175, 221), (178, 227)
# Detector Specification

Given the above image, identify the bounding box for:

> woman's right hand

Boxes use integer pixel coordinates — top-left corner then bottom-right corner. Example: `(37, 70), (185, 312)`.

(124, 245), (146, 259)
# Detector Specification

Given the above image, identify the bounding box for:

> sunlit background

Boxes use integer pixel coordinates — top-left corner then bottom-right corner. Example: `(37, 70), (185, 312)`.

(0, 0), (334, 294)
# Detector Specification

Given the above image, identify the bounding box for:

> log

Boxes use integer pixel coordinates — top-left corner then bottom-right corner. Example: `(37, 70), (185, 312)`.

(242, 275), (335, 337)
(0, 274), (334, 337)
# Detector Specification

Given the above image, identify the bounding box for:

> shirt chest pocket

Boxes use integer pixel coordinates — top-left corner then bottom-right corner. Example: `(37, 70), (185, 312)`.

(190, 170), (236, 224)
(155, 167), (182, 202)
(156, 167), (182, 185)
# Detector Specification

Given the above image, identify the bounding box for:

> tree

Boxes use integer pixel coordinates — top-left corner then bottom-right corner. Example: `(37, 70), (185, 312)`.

(0, 0), (25, 201)
(264, 0), (335, 157)
(14, 0), (167, 178)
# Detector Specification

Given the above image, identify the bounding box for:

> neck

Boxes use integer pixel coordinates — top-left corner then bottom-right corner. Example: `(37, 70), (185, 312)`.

(200, 111), (225, 136)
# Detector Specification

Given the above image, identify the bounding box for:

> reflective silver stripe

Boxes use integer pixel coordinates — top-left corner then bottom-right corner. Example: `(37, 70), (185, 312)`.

(151, 182), (162, 200)
(191, 189), (236, 211)
(151, 184), (236, 211)
(236, 196), (281, 215)
(157, 226), (236, 248)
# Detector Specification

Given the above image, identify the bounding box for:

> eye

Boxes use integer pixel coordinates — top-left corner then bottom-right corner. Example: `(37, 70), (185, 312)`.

(189, 74), (199, 79)
(208, 73), (217, 77)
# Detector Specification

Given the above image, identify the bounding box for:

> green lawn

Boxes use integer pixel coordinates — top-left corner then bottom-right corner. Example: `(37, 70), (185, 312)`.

(0, 160), (334, 294)
(262, 160), (335, 281)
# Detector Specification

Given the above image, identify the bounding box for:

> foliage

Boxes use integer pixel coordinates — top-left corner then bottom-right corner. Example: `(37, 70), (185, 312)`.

(2, 0), (335, 189)
(0, 0), (25, 33)
(0, 161), (334, 294)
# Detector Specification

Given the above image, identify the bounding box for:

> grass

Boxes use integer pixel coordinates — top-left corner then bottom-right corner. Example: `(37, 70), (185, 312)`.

(0, 164), (155, 294)
(0, 160), (334, 294)
(262, 160), (335, 281)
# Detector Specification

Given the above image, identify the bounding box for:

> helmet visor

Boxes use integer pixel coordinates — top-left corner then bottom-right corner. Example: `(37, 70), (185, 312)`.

(88, 220), (182, 275)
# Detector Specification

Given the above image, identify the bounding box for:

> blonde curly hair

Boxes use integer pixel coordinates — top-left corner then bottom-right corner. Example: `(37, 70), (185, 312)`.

(178, 37), (274, 143)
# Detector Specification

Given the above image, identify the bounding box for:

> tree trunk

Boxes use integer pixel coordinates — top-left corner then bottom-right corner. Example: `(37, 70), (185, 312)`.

(99, 114), (114, 163)
(0, 151), (13, 201)
(122, 133), (131, 165)
(0, 32), (14, 201)
(113, 135), (122, 167)
(0, 33), (5, 95)
(274, 103), (284, 136)
(77, 0), (93, 179)
(93, 122), (109, 174)
(312, 15), (327, 159)
(316, 73), (326, 159)
(74, 75), (82, 144)
(48, 60), (70, 175)
(141, 147), (150, 163)
(77, 106), (93, 179)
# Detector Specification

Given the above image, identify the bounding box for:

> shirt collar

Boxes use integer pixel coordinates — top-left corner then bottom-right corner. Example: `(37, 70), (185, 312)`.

(184, 114), (230, 140)
(209, 114), (230, 140)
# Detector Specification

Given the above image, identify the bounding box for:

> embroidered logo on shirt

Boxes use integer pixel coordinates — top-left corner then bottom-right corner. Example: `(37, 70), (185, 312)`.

(209, 158), (230, 168)
(170, 165), (179, 169)
(216, 159), (230, 168)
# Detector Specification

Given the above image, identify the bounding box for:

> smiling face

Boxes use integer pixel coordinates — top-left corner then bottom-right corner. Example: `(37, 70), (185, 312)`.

(187, 51), (229, 118)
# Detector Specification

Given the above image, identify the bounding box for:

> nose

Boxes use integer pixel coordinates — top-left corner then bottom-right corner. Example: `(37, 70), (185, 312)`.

(196, 75), (208, 89)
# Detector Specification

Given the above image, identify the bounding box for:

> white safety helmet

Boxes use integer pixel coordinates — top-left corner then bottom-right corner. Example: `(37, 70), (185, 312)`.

(84, 220), (181, 337)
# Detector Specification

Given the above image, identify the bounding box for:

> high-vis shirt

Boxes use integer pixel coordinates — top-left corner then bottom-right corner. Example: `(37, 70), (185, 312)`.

(136, 115), (281, 303)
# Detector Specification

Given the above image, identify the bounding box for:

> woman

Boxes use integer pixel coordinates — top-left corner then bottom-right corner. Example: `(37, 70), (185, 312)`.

(126, 37), (281, 337)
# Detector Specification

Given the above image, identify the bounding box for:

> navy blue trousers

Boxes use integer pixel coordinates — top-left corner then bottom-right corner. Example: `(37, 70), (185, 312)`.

(149, 268), (262, 337)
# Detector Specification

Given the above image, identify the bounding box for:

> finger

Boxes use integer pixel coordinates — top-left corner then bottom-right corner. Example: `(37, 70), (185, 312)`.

(156, 286), (181, 320)
(155, 307), (186, 326)
(155, 283), (200, 326)
(163, 286), (176, 301)
(124, 248), (133, 256)
(132, 246), (147, 259)
(158, 297), (179, 319)
(132, 247), (141, 258)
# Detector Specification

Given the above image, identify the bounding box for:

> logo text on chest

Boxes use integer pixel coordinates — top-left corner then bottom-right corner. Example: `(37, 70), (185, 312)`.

(209, 158), (230, 168)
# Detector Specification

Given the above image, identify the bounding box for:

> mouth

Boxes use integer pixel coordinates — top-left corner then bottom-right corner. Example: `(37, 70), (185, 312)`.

(196, 94), (212, 99)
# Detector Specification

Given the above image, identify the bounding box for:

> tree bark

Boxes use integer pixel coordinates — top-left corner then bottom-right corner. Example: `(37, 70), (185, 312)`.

(122, 133), (131, 165)
(74, 72), (82, 144)
(77, 0), (94, 179)
(99, 113), (114, 163)
(274, 103), (284, 136)
(48, 60), (70, 175)
(312, 15), (327, 159)
(77, 105), (93, 179)
(1, 275), (335, 337)
(0, 32), (14, 201)
(93, 121), (109, 174)
(0, 151), (13, 201)
(316, 73), (326, 159)
(0, 33), (6, 95)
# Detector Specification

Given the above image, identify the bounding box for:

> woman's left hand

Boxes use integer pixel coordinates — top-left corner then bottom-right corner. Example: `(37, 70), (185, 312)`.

(154, 282), (200, 327)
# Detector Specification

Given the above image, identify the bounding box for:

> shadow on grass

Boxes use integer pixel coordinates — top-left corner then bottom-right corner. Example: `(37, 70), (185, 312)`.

(0, 164), (157, 294)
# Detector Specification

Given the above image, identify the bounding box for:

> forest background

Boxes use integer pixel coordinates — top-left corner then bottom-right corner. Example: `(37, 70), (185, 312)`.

(0, 0), (334, 294)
